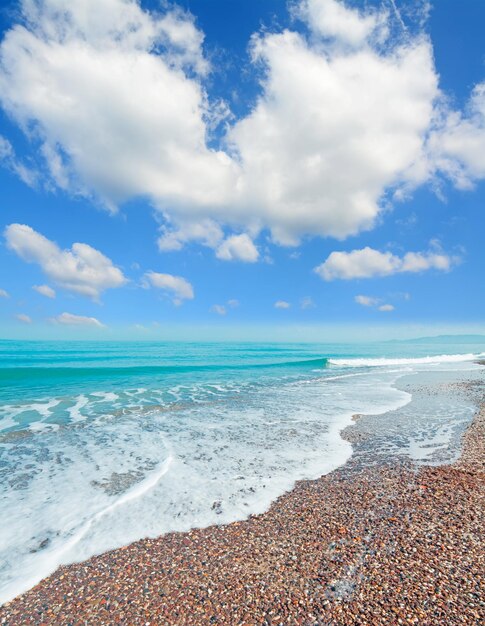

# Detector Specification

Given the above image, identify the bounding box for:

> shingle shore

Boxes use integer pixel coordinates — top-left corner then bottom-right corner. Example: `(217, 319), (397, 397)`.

(1, 386), (483, 625)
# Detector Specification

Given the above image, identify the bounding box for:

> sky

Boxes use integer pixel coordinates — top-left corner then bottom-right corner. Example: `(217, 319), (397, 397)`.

(0, 0), (484, 341)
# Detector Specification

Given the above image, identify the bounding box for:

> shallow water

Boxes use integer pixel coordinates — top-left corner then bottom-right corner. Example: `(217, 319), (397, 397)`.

(347, 368), (482, 467)
(0, 340), (483, 603)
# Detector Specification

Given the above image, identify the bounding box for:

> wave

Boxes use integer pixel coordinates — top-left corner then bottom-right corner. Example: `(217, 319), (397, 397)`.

(328, 353), (485, 367)
(0, 357), (328, 383)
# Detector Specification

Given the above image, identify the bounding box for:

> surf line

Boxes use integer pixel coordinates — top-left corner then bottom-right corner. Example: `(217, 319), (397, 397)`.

(1, 455), (174, 605)
(58, 455), (174, 557)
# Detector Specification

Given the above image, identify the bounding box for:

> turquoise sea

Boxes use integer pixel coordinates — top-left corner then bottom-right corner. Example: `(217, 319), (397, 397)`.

(1, 338), (484, 603)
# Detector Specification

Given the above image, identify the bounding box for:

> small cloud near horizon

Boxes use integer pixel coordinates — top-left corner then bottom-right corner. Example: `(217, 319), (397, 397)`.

(355, 294), (396, 313)
(50, 312), (105, 327)
(274, 300), (291, 309)
(16, 313), (32, 323)
(144, 271), (194, 305)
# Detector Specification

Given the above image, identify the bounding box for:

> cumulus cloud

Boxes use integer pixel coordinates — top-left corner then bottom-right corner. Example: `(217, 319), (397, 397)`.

(0, 0), (237, 212)
(144, 271), (194, 304)
(0, 289), (9, 298)
(215, 234), (259, 262)
(51, 312), (105, 327)
(378, 304), (395, 312)
(0, 0), (483, 251)
(354, 295), (379, 307)
(158, 221), (260, 264)
(158, 219), (224, 252)
(227, 299), (239, 308)
(16, 313), (32, 323)
(33, 284), (56, 298)
(315, 245), (457, 281)
(5, 224), (126, 299)
(274, 300), (291, 309)
(295, 0), (389, 47)
(227, 0), (438, 244)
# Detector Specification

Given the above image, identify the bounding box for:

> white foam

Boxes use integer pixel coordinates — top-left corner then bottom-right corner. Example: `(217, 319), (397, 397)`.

(67, 395), (89, 422)
(91, 392), (119, 402)
(29, 422), (59, 432)
(328, 352), (485, 367)
(0, 415), (17, 431)
(0, 399), (60, 432)
(35, 399), (61, 417)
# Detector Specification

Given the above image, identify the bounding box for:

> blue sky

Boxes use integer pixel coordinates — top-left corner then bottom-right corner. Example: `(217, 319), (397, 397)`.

(0, 0), (484, 340)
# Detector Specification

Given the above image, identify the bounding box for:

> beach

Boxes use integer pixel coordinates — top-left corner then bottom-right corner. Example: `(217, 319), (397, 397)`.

(1, 0), (484, 621)
(1, 374), (483, 625)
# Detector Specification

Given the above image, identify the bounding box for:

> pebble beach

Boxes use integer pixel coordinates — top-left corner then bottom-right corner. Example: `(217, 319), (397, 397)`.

(1, 379), (483, 625)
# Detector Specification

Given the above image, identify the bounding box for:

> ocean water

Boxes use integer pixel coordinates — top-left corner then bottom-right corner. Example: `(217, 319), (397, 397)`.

(0, 339), (484, 603)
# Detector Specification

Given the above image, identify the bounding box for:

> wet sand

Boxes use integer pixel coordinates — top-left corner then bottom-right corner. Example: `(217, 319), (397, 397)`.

(1, 383), (483, 625)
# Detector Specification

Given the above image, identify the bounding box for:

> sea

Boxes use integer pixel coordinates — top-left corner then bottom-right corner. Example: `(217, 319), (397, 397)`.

(0, 338), (484, 603)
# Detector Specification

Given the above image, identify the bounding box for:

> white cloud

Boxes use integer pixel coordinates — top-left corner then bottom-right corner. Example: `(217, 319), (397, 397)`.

(216, 234), (259, 263)
(355, 294), (395, 311)
(354, 295), (379, 307)
(315, 246), (457, 281)
(0, 0), (440, 249)
(0, 0), (237, 211)
(227, 1), (438, 244)
(400, 251), (453, 273)
(429, 82), (485, 189)
(33, 284), (56, 298)
(227, 299), (239, 308)
(16, 313), (32, 323)
(274, 300), (291, 309)
(5, 224), (126, 299)
(296, 0), (389, 47)
(158, 219), (224, 252)
(0, 0), (483, 250)
(0, 289), (9, 298)
(51, 312), (105, 327)
(144, 271), (194, 304)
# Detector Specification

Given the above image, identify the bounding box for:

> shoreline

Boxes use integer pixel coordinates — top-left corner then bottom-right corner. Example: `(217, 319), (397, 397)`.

(1, 379), (484, 624)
